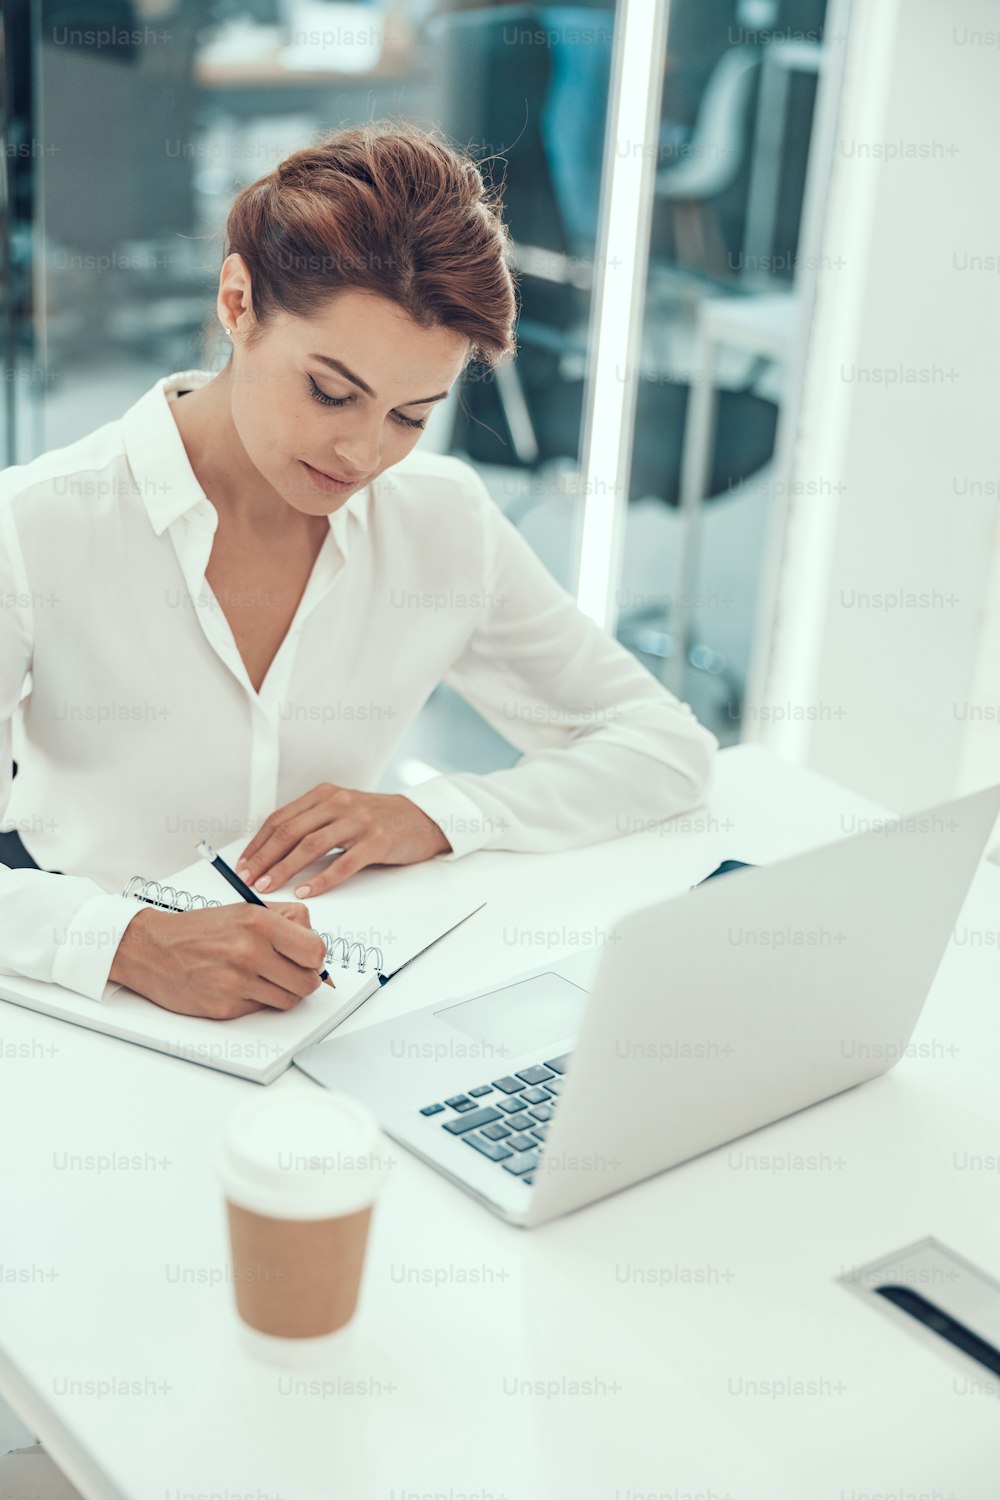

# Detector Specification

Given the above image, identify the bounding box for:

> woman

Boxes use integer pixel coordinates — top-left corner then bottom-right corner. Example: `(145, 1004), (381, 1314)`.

(0, 121), (717, 1022)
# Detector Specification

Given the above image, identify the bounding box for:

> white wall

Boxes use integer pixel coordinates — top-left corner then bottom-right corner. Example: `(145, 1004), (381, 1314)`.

(749, 0), (1000, 827)
(959, 515), (1000, 798)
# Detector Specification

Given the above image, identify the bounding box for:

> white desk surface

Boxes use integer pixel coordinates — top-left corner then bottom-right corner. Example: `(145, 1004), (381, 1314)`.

(2, 745), (998, 1499)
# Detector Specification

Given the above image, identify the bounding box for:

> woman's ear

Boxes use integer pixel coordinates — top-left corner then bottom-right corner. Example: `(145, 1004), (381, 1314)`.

(218, 253), (253, 335)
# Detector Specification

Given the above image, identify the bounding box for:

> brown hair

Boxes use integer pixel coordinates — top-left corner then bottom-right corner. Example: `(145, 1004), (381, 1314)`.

(219, 119), (518, 371)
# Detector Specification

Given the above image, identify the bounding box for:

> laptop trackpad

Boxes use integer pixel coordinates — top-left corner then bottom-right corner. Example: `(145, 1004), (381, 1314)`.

(434, 973), (587, 1055)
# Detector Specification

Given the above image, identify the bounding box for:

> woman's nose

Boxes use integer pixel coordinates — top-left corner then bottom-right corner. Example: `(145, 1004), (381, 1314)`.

(333, 420), (382, 475)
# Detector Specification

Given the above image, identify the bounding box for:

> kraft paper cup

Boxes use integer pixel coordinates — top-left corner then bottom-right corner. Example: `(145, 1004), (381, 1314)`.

(216, 1089), (390, 1366)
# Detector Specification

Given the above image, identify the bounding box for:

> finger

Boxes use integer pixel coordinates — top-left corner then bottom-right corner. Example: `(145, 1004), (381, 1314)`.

(236, 786), (329, 870)
(300, 842), (375, 897)
(217, 996), (266, 1019)
(242, 812), (352, 893)
(256, 946), (326, 1001)
(265, 901), (313, 928)
(254, 820), (360, 896)
(241, 810), (334, 890)
(243, 975), (312, 1011)
(237, 784), (332, 870)
(237, 786), (346, 883)
(267, 912), (330, 972)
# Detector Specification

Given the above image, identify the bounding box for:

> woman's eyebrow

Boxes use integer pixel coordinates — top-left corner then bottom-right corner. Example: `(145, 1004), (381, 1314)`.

(309, 354), (449, 405)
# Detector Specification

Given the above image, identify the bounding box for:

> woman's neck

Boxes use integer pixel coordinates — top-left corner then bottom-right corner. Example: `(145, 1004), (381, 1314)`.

(171, 368), (321, 544)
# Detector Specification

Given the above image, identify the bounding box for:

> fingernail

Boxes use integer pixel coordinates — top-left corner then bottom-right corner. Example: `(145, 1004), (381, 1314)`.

(254, 875), (271, 891)
(238, 867), (251, 880)
(294, 885), (311, 898)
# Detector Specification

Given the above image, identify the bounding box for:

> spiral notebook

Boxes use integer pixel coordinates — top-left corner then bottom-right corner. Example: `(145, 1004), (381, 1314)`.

(120, 873), (393, 976)
(0, 850), (486, 1084)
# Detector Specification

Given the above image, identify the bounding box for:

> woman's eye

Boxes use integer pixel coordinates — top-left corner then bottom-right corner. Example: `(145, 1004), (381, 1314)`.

(308, 377), (348, 409)
(308, 376), (427, 431)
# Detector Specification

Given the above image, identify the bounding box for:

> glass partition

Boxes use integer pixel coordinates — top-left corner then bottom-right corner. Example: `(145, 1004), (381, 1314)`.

(610, 0), (833, 746)
(7, 0), (841, 782)
(12, 0), (622, 782)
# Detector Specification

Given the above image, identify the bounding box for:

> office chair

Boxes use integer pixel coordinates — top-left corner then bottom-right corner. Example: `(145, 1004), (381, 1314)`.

(651, 0), (827, 288)
(655, 46), (763, 278)
(0, 761), (46, 870)
(621, 7), (825, 715)
(424, 4), (610, 470)
(537, 4), (613, 259)
(424, 2), (777, 722)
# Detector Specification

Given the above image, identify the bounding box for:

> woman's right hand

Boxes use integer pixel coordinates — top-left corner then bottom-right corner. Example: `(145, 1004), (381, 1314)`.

(108, 902), (329, 1020)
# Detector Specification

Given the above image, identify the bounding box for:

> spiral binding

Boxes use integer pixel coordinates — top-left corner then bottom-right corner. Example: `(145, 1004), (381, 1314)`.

(122, 875), (386, 975)
(326, 935), (385, 976)
(122, 876), (221, 912)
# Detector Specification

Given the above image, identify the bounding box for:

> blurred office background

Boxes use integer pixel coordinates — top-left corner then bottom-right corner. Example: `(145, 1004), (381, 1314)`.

(2, 0), (998, 831)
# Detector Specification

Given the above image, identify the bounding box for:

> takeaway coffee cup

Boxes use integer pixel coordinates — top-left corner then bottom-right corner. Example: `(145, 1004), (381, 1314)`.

(216, 1089), (390, 1364)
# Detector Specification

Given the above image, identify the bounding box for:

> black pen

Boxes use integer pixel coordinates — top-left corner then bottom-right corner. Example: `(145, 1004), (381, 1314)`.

(195, 841), (335, 988)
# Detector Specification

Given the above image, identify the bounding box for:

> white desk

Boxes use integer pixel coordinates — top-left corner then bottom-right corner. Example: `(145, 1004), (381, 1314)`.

(2, 745), (998, 1498)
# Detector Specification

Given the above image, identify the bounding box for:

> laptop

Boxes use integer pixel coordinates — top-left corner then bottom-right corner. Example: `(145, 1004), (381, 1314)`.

(294, 782), (1000, 1228)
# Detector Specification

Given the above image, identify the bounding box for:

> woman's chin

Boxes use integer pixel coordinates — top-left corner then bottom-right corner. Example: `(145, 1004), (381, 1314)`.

(283, 465), (351, 515)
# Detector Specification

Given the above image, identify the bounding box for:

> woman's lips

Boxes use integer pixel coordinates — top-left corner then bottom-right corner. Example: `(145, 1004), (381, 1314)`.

(300, 460), (361, 494)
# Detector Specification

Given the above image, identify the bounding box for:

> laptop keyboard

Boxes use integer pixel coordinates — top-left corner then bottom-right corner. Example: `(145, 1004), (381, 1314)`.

(418, 1054), (572, 1186)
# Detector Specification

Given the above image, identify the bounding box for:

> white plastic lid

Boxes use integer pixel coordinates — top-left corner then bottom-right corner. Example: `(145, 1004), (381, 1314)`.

(235, 1316), (358, 1368)
(216, 1089), (390, 1220)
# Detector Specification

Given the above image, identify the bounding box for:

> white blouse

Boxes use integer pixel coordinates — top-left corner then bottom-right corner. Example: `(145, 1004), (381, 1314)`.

(0, 369), (718, 1001)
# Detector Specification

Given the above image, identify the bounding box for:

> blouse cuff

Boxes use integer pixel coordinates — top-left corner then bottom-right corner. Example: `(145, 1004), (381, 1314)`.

(400, 775), (505, 860)
(49, 892), (148, 1001)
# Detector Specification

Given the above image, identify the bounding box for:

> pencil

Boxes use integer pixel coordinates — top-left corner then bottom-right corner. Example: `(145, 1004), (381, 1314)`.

(194, 841), (335, 988)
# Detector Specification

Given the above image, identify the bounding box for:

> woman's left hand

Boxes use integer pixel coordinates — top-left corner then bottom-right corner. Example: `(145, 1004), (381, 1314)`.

(235, 783), (452, 897)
